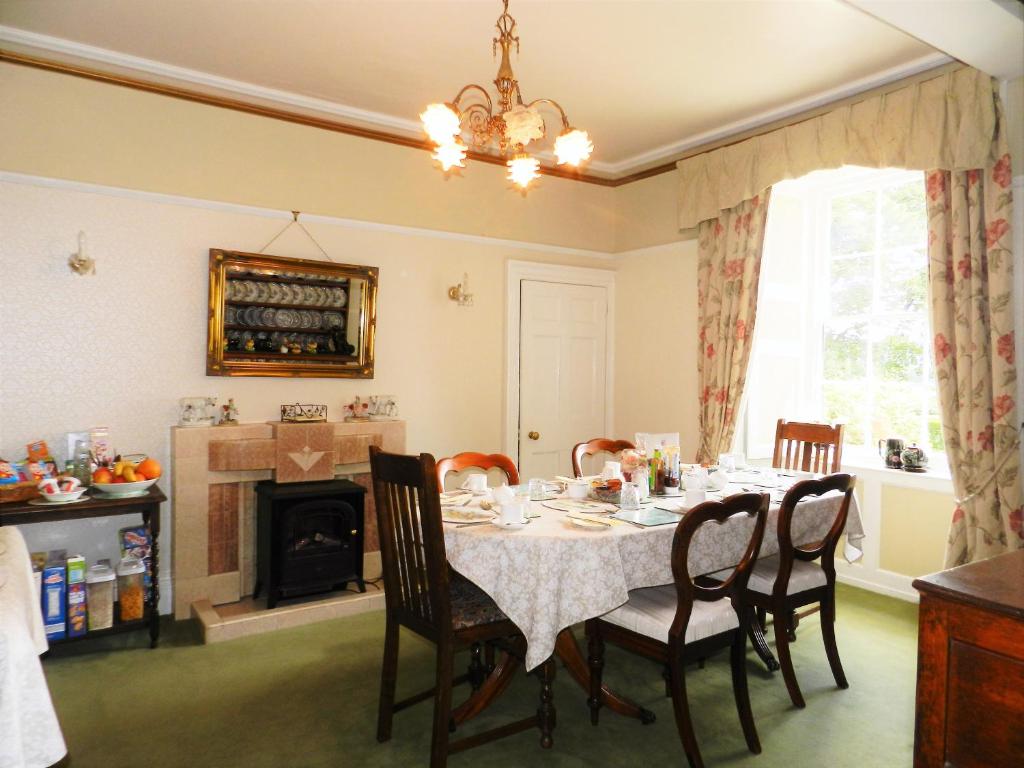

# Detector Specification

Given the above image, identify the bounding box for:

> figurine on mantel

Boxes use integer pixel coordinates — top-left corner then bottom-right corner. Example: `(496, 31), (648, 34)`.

(344, 396), (370, 422)
(219, 398), (239, 426)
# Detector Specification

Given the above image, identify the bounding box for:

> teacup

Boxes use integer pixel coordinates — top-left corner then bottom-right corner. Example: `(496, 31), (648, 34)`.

(685, 488), (706, 508)
(500, 500), (526, 526)
(463, 474), (488, 493)
(567, 481), (589, 500)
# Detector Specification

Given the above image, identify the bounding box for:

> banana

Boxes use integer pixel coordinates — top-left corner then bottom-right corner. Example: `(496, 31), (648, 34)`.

(123, 465), (137, 483)
(114, 460), (126, 477)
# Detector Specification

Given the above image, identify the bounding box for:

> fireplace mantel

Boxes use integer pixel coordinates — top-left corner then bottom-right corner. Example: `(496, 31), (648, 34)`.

(170, 419), (405, 619)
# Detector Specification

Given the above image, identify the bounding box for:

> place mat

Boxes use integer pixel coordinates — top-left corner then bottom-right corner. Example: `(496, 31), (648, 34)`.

(612, 507), (682, 527)
(542, 499), (617, 514)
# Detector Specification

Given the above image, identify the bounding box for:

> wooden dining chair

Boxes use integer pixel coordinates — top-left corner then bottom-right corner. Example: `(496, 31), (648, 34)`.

(772, 419), (844, 474)
(742, 473), (856, 709)
(435, 451), (520, 490)
(370, 446), (541, 768)
(571, 438), (635, 478)
(585, 493), (769, 768)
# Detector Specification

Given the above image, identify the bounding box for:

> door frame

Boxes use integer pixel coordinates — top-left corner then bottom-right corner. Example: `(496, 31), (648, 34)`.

(504, 259), (616, 465)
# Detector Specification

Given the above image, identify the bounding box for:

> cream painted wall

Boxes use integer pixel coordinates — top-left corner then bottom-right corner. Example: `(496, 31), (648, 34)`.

(613, 241), (700, 458)
(879, 486), (950, 577)
(1004, 75), (1023, 164)
(613, 172), (688, 252)
(0, 63), (616, 254)
(0, 178), (612, 612)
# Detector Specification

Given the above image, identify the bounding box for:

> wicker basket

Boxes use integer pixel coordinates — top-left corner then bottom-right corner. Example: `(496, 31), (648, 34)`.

(0, 481), (40, 504)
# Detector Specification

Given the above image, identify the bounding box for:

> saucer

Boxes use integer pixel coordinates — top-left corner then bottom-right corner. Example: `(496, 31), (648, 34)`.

(491, 518), (529, 530)
(27, 495), (90, 506)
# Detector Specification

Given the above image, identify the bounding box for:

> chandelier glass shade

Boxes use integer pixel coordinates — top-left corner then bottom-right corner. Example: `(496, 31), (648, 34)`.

(419, 0), (593, 191)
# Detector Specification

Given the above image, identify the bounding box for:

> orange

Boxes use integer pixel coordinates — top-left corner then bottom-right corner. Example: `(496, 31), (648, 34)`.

(92, 468), (114, 484)
(137, 457), (162, 479)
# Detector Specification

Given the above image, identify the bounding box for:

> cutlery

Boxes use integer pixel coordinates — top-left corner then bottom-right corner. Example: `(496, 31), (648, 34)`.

(455, 520), (493, 528)
(566, 514), (613, 527)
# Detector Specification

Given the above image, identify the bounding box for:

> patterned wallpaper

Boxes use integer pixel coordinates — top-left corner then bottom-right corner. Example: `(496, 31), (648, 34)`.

(0, 177), (612, 612)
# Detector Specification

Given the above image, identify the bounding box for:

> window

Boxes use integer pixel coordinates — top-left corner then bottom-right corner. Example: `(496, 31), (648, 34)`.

(741, 166), (944, 462)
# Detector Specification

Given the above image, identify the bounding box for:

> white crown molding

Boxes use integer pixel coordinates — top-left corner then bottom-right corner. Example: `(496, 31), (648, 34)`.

(600, 51), (954, 175)
(0, 25), (951, 179)
(0, 25), (426, 137)
(0, 170), (615, 259)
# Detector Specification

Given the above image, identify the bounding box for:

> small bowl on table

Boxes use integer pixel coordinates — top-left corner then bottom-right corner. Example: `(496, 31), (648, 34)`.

(589, 483), (622, 505)
(38, 487), (89, 503)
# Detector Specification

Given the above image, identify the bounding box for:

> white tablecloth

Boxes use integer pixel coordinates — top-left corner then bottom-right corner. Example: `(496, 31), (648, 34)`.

(444, 487), (864, 670)
(0, 527), (67, 768)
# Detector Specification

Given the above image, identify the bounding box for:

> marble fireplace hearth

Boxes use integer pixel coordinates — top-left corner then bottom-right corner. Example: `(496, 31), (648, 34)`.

(170, 419), (404, 642)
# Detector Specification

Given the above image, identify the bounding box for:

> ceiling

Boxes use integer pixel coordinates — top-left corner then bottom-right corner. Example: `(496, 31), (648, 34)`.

(0, 0), (951, 176)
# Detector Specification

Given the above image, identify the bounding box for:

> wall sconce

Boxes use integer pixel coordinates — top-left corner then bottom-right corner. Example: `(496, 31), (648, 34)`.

(447, 272), (473, 306)
(68, 231), (96, 275)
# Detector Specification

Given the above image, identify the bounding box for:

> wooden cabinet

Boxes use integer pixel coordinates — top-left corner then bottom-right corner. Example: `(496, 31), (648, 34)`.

(912, 550), (1024, 767)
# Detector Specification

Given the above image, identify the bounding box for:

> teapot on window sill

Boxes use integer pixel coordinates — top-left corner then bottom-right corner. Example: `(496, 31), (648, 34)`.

(900, 443), (929, 473)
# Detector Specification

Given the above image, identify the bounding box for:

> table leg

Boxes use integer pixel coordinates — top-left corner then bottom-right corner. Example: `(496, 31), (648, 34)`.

(144, 505), (160, 649)
(746, 607), (779, 672)
(536, 657), (556, 748)
(554, 628), (656, 724)
(451, 649), (522, 726)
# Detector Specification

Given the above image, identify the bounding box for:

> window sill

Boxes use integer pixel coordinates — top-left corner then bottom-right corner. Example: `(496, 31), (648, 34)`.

(839, 456), (954, 492)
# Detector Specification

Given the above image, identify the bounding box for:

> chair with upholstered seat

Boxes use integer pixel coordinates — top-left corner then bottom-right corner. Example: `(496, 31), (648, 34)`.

(436, 451), (520, 491)
(370, 446), (544, 768)
(772, 419), (844, 474)
(744, 473), (856, 709)
(585, 493), (769, 768)
(571, 437), (635, 478)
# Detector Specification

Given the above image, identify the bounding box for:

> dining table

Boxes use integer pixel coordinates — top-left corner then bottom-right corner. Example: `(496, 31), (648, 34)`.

(441, 467), (865, 727)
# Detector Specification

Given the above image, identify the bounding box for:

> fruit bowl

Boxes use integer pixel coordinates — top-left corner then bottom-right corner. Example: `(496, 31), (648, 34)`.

(90, 477), (159, 496)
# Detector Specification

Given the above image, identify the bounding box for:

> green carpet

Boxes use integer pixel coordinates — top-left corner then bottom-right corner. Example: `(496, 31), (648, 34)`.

(42, 584), (918, 767)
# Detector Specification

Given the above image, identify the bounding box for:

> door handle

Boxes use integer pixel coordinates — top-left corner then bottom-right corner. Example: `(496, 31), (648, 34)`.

(528, 431), (540, 441)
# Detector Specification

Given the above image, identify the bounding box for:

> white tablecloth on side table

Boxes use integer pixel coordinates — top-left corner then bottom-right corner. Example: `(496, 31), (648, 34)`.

(0, 526), (67, 768)
(444, 490), (864, 671)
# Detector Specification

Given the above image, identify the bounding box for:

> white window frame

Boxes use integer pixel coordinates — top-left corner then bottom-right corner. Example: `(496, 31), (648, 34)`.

(739, 166), (946, 468)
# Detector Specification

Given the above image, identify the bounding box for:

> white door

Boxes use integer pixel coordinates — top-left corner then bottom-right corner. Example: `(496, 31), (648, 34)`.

(518, 280), (608, 479)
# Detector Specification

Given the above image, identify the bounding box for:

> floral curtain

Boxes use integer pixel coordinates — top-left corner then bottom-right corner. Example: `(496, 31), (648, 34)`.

(926, 147), (1022, 567)
(695, 191), (771, 464)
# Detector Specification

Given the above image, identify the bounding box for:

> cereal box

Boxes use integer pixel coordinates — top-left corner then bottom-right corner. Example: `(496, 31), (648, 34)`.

(42, 550), (68, 641)
(120, 526), (153, 600)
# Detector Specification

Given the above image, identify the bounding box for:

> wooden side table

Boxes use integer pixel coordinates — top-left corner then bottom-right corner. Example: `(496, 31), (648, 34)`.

(0, 486), (166, 649)
(912, 549), (1024, 767)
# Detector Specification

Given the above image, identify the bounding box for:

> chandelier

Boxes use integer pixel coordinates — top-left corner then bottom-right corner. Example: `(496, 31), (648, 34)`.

(420, 0), (593, 191)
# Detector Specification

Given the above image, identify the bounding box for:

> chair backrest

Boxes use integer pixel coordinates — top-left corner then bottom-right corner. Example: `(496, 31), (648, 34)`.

(369, 446), (450, 640)
(435, 451), (520, 490)
(774, 473), (856, 598)
(571, 438), (636, 478)
(668, 492), (769, 642)
(772, 419), (844, 474)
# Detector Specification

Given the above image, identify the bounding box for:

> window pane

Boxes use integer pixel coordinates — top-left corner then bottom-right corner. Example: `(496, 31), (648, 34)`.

(830, 190), (875, 254)
(879, 248), (927, 313)
(872, 381), (923, 445)
(928, 392), (945, 452)
(823, 380), (867, 446)
(824, 320), (867, 379)
(881, 180), (926, 249)
(830, 255), (872, 315)
(873, 330), (924, 382)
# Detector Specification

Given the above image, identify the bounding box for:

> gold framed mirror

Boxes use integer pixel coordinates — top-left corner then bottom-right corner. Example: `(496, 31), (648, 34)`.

(206, 249), (377, 378)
